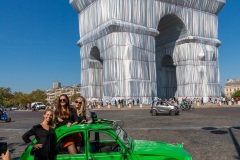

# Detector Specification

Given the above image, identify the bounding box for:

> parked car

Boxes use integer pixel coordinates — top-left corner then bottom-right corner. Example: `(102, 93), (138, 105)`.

(31, 102), (46, 110)
(150, 100), (179, 116)
(10, 106), (20, 111)
(20, 118), (192, 160)
(0, 106), (6, 111)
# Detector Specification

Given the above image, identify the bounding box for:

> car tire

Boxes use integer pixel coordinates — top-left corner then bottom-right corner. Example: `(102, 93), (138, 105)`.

(169, 110), (176, 116)
(151, 110), (157, 116)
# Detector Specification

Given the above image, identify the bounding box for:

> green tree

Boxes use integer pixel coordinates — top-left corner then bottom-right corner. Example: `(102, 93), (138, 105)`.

(28, 89), (47, 105)
(0, 87), (13, 106)
(13, 92), (30, 107)
(232, 90), (240, 98)
(221, 92), (226, 98)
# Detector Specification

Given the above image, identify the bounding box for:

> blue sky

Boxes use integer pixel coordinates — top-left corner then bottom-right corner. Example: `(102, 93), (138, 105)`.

(0, 0), (239, 94)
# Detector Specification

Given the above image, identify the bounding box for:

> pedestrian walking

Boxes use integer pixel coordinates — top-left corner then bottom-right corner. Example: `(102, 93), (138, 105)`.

(201, 97), (204, 105)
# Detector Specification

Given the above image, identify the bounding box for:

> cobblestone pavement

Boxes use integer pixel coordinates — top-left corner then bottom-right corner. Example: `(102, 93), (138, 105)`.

(0, 105), (240, 160)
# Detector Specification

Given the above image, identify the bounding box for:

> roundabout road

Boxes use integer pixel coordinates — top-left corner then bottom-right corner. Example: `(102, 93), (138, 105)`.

(1, 107), (240, 160)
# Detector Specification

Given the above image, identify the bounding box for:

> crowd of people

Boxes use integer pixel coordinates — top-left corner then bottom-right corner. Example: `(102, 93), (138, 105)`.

(152, 96), (240, 107)
(0, 94), (93, 160)
(82, 96), (240, 109)
(86, 98), (141, 108)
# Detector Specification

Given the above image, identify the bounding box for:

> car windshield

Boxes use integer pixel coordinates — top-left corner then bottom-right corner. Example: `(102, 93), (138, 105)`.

(37, 103), (43, 105)
(157, 100), (171, 106)
(113, 124), (131, 148)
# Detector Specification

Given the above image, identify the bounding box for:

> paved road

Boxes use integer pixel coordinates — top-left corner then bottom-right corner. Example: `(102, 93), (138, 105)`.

(0, 107), (240, 160)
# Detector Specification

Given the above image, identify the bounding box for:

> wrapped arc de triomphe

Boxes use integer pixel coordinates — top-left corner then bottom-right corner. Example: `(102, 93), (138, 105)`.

(70, 0), (225, 104)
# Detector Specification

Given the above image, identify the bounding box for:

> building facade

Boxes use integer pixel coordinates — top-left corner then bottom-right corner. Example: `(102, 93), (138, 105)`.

(53, 82), (61, 89)
(70, 0), (225, 103)
(224, 79), (240, 98)
(45, 83), (81, 104)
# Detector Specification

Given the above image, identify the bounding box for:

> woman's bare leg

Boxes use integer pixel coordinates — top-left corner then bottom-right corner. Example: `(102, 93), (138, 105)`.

(68, 144), (77, 154)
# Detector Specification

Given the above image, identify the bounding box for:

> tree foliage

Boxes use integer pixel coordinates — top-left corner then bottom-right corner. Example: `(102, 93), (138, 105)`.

(0, 87), (47, 107)
(232, 90), (240, 98)
(221, 92), (226, 98)
(29, 89), (47, 104)
(0, 87), (13, 106)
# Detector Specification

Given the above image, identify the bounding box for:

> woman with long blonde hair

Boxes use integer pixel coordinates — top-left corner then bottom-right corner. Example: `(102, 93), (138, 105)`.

(74, 96), (93, 124)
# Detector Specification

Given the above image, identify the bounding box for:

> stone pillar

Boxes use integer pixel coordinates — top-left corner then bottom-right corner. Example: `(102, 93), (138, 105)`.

(128, 104), (132, 108)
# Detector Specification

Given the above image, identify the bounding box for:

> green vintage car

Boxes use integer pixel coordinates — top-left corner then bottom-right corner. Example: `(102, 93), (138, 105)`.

(20, 119), (192, 160)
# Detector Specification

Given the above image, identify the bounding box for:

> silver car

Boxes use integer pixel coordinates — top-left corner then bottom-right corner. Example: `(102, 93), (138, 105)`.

(150, 100), (179, 116)
(10, 106), (20, 111)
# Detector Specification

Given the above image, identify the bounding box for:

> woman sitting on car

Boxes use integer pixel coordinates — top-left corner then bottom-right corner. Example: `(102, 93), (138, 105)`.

(55, 94), (80, 154)
(74, 96), (93, 124)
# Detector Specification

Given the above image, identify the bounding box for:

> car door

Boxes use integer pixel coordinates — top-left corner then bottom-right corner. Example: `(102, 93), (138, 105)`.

(88, 130), (133, 160)
(55, 131), (87, 160)
(157, 101), (168, 113)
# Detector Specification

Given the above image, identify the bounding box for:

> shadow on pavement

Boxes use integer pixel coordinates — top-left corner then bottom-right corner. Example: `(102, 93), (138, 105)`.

(228, 127), (240, 160)
(202, 126), (240, 160)
(201, 127), (218, 131)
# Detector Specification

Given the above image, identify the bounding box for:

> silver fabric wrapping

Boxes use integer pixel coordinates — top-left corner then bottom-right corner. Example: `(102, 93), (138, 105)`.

(70, 0), (225, 103)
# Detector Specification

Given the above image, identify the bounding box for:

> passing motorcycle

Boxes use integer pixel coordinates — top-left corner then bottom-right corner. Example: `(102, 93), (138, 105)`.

(0, 111), (11, 122)
(180, 103), (195, 111)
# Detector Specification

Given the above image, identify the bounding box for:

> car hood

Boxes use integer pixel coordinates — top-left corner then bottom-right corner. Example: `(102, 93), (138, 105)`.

(132, 140), (192, 160)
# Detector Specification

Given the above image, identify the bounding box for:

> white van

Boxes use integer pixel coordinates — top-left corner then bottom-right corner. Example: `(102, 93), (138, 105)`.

(31, 102), (46, 110)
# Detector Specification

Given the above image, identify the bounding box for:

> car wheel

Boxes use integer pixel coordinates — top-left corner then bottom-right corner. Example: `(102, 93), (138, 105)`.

(169, 110), (176, 116)
(151, 110), (157, 116)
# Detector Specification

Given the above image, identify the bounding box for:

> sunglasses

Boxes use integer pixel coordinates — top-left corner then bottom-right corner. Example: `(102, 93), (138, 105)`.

(75, 101), (82, 105)
(59, 99), (67, 102)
